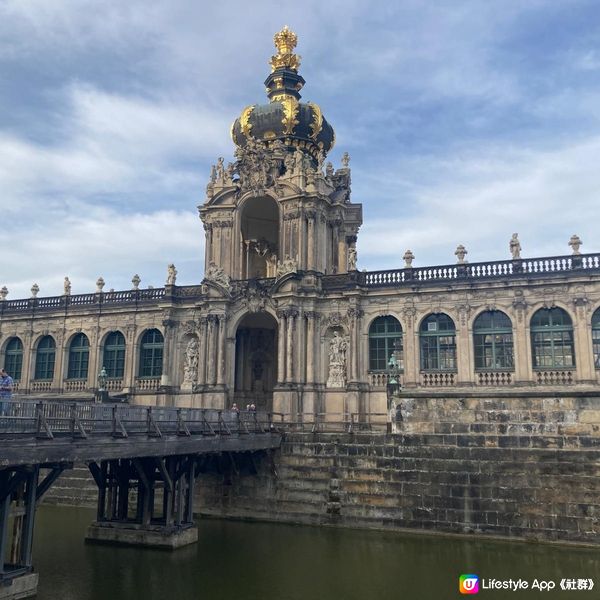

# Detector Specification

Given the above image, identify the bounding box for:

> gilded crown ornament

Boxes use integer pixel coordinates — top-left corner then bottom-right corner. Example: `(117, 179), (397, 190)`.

(270, 25), (301, 72)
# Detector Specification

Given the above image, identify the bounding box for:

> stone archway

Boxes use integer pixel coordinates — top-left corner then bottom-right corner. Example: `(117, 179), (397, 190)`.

(234, 312), (278, 411)
(240, 195), (279, 279)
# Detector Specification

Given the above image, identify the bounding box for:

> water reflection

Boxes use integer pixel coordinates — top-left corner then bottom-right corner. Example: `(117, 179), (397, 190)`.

(33, 506), (600, 600)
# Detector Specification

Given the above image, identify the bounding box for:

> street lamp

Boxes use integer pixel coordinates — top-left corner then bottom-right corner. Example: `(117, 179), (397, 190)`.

(97, 366), (108, 403)
(386, 353), (403, 432)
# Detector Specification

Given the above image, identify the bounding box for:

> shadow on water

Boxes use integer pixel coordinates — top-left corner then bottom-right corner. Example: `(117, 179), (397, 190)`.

(33, 506), (600, 600)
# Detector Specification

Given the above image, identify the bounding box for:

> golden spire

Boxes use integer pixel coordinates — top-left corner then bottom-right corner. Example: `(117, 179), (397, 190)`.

(270, 25), (301, 72)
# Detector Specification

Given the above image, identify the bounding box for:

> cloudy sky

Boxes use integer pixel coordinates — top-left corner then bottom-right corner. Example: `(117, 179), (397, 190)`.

(1, 0), (599, 298)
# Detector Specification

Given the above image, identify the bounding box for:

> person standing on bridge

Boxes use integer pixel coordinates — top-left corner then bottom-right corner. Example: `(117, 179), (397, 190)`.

(0, 368), (14, 415)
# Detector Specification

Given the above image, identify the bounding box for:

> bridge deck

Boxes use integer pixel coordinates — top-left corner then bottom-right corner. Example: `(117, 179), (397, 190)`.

(0, 401), (281, 467)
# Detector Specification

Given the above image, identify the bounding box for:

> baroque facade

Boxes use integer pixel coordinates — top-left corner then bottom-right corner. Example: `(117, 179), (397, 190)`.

(2, 28), (600, 419)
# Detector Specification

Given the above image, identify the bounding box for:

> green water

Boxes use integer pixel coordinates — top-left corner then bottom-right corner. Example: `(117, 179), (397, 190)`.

(32, 506), (599, 600)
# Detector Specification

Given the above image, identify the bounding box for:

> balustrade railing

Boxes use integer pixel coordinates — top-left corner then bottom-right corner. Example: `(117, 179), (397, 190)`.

(476, 371), (513, 386)
(355, 252), (600, 289)
(535, 370), (574, 385)
(421, 372), (456, 387)
(63, 380), (88, 393)
(30, 381), (53, 393)
(135, 377), (161, 391)
(368, 372), (405, 388)
(0, 401), (274, 437)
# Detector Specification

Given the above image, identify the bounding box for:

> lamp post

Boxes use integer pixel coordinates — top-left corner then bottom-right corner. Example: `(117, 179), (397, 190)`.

(386, 353), (402, 432)
(97, 366), (108, 403)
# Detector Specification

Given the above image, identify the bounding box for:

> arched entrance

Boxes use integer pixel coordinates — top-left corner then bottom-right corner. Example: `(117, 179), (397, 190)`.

(234, 312), (278, 411)
(240, 196), (279, 279)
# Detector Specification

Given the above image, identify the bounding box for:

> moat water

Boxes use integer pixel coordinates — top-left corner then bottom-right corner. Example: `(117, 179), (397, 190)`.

(33, 506), (599, 600)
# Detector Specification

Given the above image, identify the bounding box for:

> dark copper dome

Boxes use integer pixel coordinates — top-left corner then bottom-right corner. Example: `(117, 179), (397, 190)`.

(231, 26), (335, 160)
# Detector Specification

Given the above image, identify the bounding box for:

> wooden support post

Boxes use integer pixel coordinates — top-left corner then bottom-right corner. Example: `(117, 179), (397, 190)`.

(20, 466), (39, 569)
(0, 489), (10, 576)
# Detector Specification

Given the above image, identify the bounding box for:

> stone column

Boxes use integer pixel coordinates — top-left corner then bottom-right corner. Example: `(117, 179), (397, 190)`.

(401, 308), (418, 388)
(197, 318), (207, 386)
(306, 211), (316, 271)
(573, 298), (594, 382)
(206, 316), (217, 386)
(123, 325), (137, 392)
(512, 301), (531, 384)
(20, 331), (33, 393)
(306, 313), (316, 383)
(87, 329), (100, 391)
(160, 319), (177, 387)
(53, 332), (65, 392)
(285, 310), (297, 383)
(455, 306), (472, 386)
(277, 310), (286, 384)
(216, 314), (227, 386)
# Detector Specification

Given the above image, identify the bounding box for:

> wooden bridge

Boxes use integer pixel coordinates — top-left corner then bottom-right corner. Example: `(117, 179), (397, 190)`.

(0, 401), (281, 599)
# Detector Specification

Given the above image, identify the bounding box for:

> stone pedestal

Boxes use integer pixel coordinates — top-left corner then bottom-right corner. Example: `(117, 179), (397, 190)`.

(0, 573), (38, 600)
(85, 523), (198, 550)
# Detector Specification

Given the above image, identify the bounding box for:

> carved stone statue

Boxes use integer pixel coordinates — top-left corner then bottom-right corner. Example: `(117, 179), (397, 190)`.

(569, 234), (582, 255)
(325, 161), (334, 180)
(327, 331), (348, 388)
(96, 277), (105, 293)
(266, 253), (278, 277)
(216, 157), (225, 182)
(0, 286), (8, 301)
(455, 244), (467, 264)
(276, 255), (298, 278)
(183, 338), (199, 383)
(284, 151), (295, 175)
(132, 274), (141, 290)
(510, 233), (521, 259)
(205, 261), (231, 290)
(166, 263), (177, 285)
(235, 138), (276, 192)
(31, 283), (39, 298)
(348, 245), (357, 270)
(403, 249), (415, 268)
(63, 277), (71, 296)
(341, 151), (350, 168)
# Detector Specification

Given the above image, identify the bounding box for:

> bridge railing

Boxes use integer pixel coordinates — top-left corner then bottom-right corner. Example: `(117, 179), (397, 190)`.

(0, 401), (274, 438)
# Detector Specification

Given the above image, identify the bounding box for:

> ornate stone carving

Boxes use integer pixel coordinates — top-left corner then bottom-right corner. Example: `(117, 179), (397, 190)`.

(240, 282), (269, 313)
(182, 321), (197, 335)
(0, 286), (8, 301)
(276, 255), (298, 278)
(31, 283), (39, 298)
(327, 331), (349, 388)
(131, 274), (141, 290)
(182, 337), (199, 384)
(204, 262), (231, 291)
(510, 233), (521, 259)
(235, 138), (278, 193)
(166, 264), (177, 285)
(455, 245), (468, 264)
(341, 152), (350, 168)
(96, 277), (105, 293)
(569, 235), (582, 255)
(63, 277), (71, 296)
(403, 250), (415, 268)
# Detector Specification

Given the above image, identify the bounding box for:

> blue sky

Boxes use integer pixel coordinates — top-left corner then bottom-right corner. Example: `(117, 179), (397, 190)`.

(1, 0), (600, 298)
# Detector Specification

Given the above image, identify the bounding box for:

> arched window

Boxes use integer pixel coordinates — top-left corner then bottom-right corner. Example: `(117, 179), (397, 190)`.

(473, 311), (514, 370)
(420, 314), (456, 371)
(103, 332), (126, 378)
(139, 329), (164, 378)
(531, 307), (575, 369)
(368, 316), (402, 371)
(67, 333), (90, 379)
(593, 309), (600, 369)
(4, 337), (23, 381)
(35, 336), (56, 380)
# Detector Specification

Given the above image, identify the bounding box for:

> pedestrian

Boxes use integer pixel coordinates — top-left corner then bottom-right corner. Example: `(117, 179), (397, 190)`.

(231, 402), (239, 412)
(250, 403), (256, 412)
(246, 404), (251, 411)
(0, 368), (14, 416)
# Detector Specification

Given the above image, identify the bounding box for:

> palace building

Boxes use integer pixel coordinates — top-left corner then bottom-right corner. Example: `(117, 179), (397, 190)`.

(2, 27), (600, 421)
